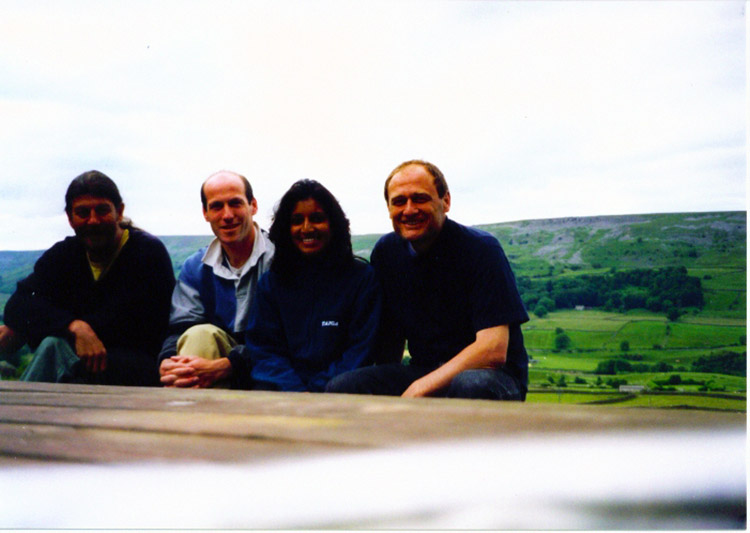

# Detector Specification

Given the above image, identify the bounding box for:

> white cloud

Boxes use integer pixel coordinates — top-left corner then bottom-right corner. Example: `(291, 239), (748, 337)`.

(0, 0), (744, 250)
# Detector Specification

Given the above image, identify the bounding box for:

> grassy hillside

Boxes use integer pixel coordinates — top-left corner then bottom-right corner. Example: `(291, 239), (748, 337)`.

(159, 235), (214, 271)
(480, 211), (746, 272)
(352, 211), (746, 270)
(0, 251), (44, 295)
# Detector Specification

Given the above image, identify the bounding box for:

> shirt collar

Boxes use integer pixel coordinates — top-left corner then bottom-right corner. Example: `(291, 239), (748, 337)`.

(201, 223), (270, 279)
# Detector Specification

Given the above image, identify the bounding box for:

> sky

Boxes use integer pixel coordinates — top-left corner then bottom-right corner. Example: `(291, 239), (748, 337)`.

(0, 0), (745, 251)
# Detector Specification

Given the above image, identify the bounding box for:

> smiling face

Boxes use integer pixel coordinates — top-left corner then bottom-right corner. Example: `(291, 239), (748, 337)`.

(290, 198), (331, 256)
(202, 172), (257, 249)
(386, 163), (450, 253)
(67, 194), (124, 259)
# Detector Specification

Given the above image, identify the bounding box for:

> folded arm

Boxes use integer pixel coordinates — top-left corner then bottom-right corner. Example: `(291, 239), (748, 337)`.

(402, 324), (509, 398)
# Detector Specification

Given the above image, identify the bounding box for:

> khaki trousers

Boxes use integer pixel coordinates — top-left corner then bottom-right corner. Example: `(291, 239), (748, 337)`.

(176, 324), (237, 360)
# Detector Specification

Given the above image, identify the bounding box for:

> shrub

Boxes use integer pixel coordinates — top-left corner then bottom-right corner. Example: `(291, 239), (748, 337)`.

(538, 296), (555, 311)
(691, 351), (746, 377)
(605, 378), (628, 388)
(554, 332), (572, 351)
(594, 358), (633, 375)
(652, 361), (674, 373)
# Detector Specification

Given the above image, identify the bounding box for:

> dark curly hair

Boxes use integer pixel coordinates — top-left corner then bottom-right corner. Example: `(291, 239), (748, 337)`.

(269, 179), (353, 279)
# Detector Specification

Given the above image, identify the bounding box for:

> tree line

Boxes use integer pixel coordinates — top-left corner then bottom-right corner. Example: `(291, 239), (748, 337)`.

(518, 266), (704, 319)
(594, 350), (745, 377)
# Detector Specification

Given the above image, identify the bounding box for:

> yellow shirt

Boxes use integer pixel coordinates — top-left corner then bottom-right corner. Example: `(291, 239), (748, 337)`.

(88, 229), (130, 281)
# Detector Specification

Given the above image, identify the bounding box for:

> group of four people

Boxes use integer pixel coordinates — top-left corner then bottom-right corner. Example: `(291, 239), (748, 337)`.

(0, 159), (529, 400)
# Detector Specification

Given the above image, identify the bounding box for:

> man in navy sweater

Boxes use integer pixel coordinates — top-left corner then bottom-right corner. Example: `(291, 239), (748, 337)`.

(0, 170), (174, 385)
(326, 160), (529, 400)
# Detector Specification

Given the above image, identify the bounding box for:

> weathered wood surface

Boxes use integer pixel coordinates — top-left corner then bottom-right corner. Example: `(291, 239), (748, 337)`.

(0, 381), (746, 529)
(0, 380), (744, 464)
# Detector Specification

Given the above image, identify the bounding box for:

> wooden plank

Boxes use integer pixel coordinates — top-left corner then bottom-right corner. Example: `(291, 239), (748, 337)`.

(0, 380), (745, 464)
(0, 422), (347, 464)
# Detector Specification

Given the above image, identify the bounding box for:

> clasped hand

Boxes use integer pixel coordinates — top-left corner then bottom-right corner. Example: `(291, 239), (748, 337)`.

(160, 355), (229, 388)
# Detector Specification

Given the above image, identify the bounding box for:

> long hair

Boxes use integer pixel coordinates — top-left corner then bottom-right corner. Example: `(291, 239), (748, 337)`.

(269, 179), (353, 279)
(65, 170), (135, 229)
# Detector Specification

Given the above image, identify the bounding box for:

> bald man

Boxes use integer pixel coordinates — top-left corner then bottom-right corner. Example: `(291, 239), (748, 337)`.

(158, 171), (274, 387)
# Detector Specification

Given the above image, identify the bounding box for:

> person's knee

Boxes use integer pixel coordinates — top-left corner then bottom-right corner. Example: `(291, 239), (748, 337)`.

(325, 366), (392, 394)
(448, 369), (522, 400)
(325, 369), (362, 393)
(178, 324), (224, 346)
(36, 336), (69, 353)
(22, 337), (78, 383)
(34, 337), (76, 367)
(327, 364), (419, 396)
(177, 324), (235, 360)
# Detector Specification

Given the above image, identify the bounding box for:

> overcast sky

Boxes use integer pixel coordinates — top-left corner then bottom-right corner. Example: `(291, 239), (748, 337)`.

(0, 0), (745, 251)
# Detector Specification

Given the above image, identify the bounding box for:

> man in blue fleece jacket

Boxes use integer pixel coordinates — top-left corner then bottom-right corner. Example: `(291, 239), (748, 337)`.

(158, 170), (273, 387)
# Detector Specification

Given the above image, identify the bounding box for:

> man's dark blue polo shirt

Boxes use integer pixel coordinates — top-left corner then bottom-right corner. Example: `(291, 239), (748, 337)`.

(371, 218), (529, 393)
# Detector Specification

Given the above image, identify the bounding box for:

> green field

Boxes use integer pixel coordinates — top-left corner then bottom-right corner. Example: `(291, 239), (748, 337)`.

(528, 390), (746, 411)
(525, 306), (746, 411)
(526, 310), (745, 351)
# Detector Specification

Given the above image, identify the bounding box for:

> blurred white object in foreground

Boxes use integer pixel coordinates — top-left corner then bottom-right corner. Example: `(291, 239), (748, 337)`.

(1, 428), (745, 529)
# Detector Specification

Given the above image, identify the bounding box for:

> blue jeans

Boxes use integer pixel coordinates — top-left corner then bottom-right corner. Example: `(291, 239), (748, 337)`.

(20, 337), (79, 383)
(21, 336), (159, 386)
(325, 363), (524, 401)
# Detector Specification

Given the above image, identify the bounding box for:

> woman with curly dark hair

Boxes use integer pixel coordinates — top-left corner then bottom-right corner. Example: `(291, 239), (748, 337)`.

(228, 179), (381, 392)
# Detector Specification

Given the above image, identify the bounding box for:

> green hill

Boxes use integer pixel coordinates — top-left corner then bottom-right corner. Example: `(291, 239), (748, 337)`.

(352, 211), (746, 272)
(485, 211), (746, 273)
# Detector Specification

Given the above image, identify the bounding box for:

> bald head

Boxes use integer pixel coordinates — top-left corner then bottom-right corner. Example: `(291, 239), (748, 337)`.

(201, 171), (253, 210)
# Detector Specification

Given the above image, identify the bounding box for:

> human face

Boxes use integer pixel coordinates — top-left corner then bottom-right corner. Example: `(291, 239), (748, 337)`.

(290, 198), (331, 256)
(386, 164), (450, 253)
(202, 172), (257, 248)
(67, 195), (124, 258)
